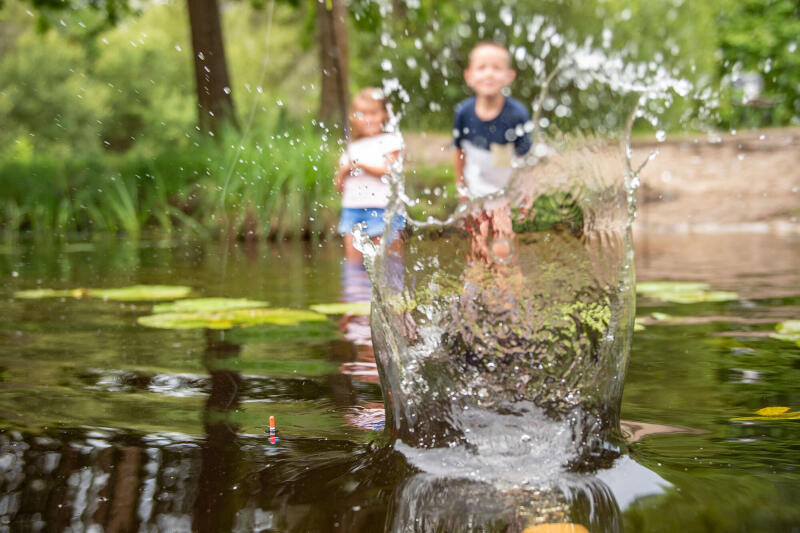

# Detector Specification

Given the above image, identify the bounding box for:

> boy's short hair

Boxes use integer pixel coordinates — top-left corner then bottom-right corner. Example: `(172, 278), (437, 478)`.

(468, 41), (512, 67)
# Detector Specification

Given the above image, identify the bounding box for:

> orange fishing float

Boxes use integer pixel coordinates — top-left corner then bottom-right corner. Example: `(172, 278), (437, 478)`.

(268, 415), (277, 444)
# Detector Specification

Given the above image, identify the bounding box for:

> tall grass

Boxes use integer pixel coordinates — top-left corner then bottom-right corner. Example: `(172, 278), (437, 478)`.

(0, 122), (339, 243)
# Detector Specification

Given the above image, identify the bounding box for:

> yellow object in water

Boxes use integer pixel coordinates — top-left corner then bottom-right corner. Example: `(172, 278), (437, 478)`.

(731, 406), (800, 421)
(522, 524), (589, 533)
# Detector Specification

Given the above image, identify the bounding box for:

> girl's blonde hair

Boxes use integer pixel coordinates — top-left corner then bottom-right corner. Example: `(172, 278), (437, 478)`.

(349, 87), (389, 140)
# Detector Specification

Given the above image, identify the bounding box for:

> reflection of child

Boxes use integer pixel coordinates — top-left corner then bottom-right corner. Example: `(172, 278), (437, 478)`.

(336, 87), (404, 262)
(453, 41), (532, 198)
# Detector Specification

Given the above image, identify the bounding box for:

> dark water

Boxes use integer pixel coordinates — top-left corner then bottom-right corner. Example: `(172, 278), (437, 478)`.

(0, 234), (799, 532)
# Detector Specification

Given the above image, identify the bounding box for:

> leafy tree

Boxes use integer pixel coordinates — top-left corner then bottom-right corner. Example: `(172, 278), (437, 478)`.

(5, 0), (237, 135)
(716, 0), (800, 127)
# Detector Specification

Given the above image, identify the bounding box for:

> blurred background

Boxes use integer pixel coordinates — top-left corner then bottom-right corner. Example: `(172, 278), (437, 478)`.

(0, 0), (797, 241)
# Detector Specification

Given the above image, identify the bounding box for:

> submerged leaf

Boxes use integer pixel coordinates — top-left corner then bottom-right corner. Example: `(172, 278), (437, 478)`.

(14, 285), (192, 301)
(310, 301), (371, 316)
(137, 307), (329, 330)
(153, 298), (269, 314)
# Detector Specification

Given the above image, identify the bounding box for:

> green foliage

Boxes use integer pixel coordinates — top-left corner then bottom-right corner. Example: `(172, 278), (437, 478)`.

(512, 191), (584, 235)
(716, 0), (800, 128)
(0, 0), (336, 241)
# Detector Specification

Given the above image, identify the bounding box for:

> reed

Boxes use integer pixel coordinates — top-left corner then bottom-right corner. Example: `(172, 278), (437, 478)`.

(0, 123), (339, 243)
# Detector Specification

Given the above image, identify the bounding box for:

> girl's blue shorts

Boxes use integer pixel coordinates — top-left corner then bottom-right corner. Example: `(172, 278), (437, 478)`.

(338, 207), (405, 238)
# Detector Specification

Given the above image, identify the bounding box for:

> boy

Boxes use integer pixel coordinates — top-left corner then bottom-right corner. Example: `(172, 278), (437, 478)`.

(453, 42), (532, 198)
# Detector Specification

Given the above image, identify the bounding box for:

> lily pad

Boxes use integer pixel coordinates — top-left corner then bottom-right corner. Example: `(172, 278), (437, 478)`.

(14, 288), (88, 299)
(731, 406), (800, 421)
(137, 308), (329, 330)
(636, 281), (738, 304)
(92, 285), (193, 301)
(770, 320), (800, 345)
(14, 285), (192, 302)
(153, 298), (269, 314)
(310, 301), (371, 316)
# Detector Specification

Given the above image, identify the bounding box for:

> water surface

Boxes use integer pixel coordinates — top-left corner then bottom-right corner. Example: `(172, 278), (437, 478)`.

(0, 235), (798, 531)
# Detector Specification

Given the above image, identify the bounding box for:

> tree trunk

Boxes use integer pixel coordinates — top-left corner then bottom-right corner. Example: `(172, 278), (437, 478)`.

(187, 0), (237, 135)
(316, 0), (349, 132)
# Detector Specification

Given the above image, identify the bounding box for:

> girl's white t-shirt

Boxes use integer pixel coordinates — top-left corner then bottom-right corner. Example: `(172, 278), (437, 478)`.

(339, 133), (403, 209)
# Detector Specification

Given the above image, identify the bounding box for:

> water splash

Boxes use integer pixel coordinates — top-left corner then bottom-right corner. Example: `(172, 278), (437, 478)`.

(361, 134), (637, 469)
(352, 7), (697, 478)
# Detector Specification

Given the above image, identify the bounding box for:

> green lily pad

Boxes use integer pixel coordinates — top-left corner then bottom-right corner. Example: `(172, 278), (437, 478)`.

(636, 281), (738, 304)
(14, 285), (192, 301)
(137, 307), (329, 330)
(637, 281), (710, 293)
(14, 288), (87, 299)
(153, 298), (270, 314)
(770, 320), (800, 344)
(310, 301), (371, 316)
(92, 285), (193, 301)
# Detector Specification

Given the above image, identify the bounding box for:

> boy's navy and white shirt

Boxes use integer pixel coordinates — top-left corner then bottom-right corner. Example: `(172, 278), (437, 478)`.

(453, 96), (532, 197)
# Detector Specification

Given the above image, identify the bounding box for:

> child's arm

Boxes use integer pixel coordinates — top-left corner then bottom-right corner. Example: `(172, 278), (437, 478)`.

(334, 162), (350, 193)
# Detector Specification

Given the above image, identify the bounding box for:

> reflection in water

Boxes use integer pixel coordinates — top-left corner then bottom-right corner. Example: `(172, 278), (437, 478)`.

(193, 331), (242, 533)
(0, 427), (671, 532)
(338, 259), (385, 430)
(2, 237), (799, 530)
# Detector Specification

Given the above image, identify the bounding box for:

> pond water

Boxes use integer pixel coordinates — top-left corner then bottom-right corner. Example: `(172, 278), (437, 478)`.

(0, 233), (799, 532)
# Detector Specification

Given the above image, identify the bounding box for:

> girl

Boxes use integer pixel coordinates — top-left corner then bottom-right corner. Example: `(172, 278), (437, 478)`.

(335, 87), (404, 262)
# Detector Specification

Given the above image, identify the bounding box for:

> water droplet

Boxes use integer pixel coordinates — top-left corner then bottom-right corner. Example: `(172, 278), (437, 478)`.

(499, 6), (513, 26)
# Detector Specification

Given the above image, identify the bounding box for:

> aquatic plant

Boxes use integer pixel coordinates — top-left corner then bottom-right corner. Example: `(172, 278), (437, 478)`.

(771, 320), (800, 345)
(309, 302), (371, 316)
(14, 285), (193, 301)
(636, 281), (738, 304)
(731, 406), (800, 421)
(152, 298), (270, 314)
(137, 307), (329, 330)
